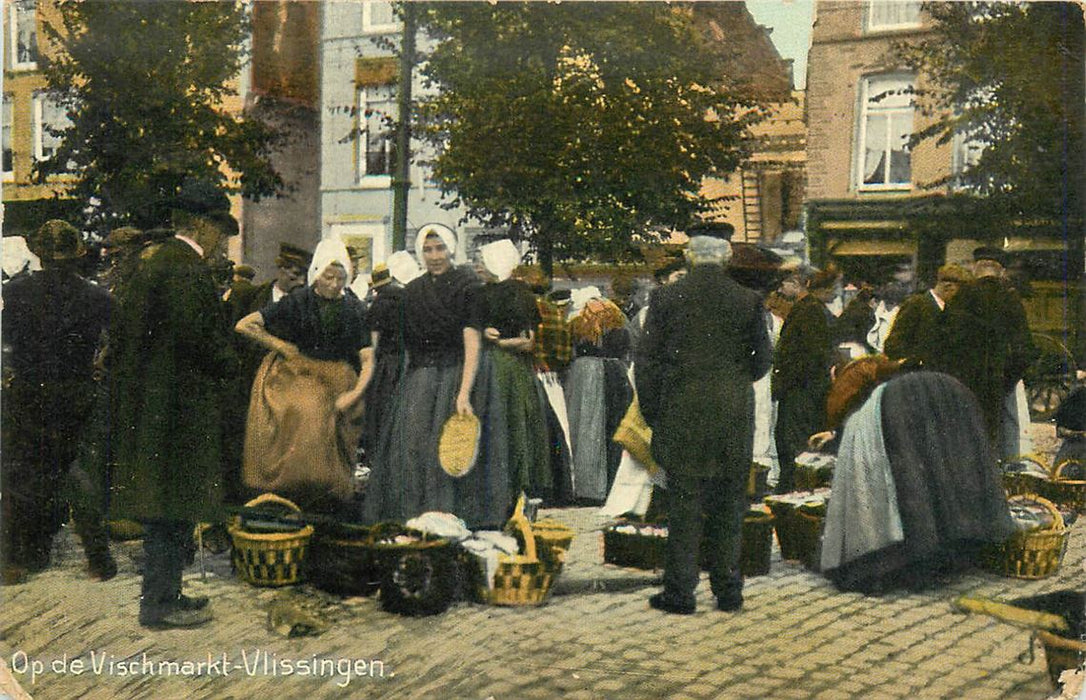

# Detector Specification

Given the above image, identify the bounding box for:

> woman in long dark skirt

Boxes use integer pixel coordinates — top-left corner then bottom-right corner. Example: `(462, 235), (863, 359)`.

(362, 224), (512, 528)
(475, 239), (551, 501)
(817, 359), (1016, 593)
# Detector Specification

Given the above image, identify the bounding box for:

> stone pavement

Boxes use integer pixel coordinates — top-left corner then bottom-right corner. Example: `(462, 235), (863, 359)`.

(1, 425), (1082, 700)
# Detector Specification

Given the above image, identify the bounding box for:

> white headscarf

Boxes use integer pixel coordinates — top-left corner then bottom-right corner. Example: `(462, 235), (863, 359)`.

(387, 250), (422, 285)
(2, 237), (42, 279)
(569, 286), (603, 318)
(480, 239), (521, 282)
(413, 223), (457, 263)
(307, 237), (353, 293)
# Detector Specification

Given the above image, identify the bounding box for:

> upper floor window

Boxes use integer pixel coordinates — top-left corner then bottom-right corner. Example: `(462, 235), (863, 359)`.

(33, 93), (72, 167)
(2, 94), (14, 180)
(362, 1), (398, 34)
(356, 84), (396, 183)
(865, 0), (921, 32)
(10, 0), (38, 70)
(856, 75), (914, 191)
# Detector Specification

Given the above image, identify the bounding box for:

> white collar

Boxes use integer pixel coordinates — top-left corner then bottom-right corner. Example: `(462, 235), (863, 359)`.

(929, 289), (946, 311)
(174, 234), (204, 258)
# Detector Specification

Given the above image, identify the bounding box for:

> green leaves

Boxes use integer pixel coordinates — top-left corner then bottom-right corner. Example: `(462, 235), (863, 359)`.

(897, 2), (1084, 220)
(414, 2), (765, 271)
(38, 0), (281, 230)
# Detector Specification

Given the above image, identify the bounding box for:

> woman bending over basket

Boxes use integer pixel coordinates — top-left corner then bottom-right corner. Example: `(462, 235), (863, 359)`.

(235, 238), (373, 517)
(811, 356), (1016, 593)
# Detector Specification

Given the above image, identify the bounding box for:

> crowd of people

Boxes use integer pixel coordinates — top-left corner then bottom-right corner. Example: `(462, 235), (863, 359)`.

(0, 192), (1053, 624)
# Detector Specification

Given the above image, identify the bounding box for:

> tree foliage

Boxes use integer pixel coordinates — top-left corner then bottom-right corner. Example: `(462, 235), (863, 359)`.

(40, 1), (282, 231)
(413, 2), (770, 271)
(896, 2), (1084, 222)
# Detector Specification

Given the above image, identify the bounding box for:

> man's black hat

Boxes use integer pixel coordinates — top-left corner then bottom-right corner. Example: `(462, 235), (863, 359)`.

(275, 242), (313, 269)
(687, 221), (735, 240)
(973, 246), (1006, 265)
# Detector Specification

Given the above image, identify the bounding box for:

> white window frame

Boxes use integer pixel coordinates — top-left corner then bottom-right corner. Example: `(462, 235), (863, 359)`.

(2, 93), (14, 181)
(864, 0), (922, 32)
(855, 74), (914, 192)
(355, 85), (395, 188)
(9, 0), (38, 71)
(361, 1), (398, 35)
(32, 93), (72, 167)
(328, 222), (388, 277)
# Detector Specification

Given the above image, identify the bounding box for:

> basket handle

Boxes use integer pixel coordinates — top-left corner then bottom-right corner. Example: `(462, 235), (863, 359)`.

(1009, 493), (1064, 532)
(244, 492), (303, 513)
(1053, 459), (1084, 481)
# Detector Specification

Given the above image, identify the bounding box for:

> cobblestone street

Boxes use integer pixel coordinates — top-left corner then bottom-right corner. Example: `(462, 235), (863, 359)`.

(1, 425), (1081, 700)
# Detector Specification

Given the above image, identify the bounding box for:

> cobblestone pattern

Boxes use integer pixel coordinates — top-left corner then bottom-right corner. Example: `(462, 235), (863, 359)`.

(0, 425), (1077, 699)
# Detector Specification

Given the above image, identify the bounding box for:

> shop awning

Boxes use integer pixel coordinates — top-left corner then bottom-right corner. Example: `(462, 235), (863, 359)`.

(828, 239), (917, 256)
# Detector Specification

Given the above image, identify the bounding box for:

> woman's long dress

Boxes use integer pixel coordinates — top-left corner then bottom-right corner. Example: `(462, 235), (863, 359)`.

(363, 266), (512, 528)
(820, 371), (1016, 591)
(566, 329), (633, 501)
(478, 279), (551, 500)
(241, 286), (369, 514)
(361, 285), (406, 460)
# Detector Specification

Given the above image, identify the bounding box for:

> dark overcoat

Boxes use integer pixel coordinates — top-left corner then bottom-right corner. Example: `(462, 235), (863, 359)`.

(883, 291), (942, 366)
(107, 238), (236, 521)
(938, 277), (1037, 442)
(636, 264), (772, 478)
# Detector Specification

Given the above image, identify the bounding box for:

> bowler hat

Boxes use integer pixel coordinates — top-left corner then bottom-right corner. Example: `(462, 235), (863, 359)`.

(234, 264), (256, 280)
(371, 263), (392, 288)
(973, 246), (1005, 265)
(275, 242), (313, 270)
(30, 220), (85, 261)
(687, 221), (735, 240)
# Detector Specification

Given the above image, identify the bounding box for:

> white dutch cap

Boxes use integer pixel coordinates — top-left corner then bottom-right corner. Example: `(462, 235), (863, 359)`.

(387, 250), (422, 285)
(414, 223), (457, 262)
(480, 239), (521, 282)
(349, 274), (369, 300)
(569, 285), (603, 318)
(2, 236), (42, 278)
(307, 237), (354, 293)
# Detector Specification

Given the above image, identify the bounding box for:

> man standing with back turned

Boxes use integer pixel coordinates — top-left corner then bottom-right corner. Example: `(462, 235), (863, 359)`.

(636, 235), (772, 614)
(107, 180), (238, 628)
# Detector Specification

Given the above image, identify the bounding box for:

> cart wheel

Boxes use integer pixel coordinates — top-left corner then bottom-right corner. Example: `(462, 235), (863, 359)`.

(379, 549), (455, 617)
(1025, 334), (1076, 420)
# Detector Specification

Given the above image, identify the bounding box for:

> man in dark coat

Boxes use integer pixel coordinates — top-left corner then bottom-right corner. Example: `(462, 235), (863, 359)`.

(636, 236), (772, 614)
(230, 242), (311, 322)
(938, 248), (1037, 451)
(108, 188), (238, 628)
(884, 263), (972, 367)
(771, 266), (838, 493)
(1, 220), (115, 584)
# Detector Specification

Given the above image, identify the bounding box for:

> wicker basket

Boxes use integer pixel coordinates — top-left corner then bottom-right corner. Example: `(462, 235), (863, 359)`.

(739, 509), (774, 577)
(748, 463), (770, 502)
(229, 494), (313, 587)
(1045, 460), (1086, 513)
(480, 512), (558, 606)
(794, 507), (826, 572)
(1002, 455), (1052, 498)
(306, 524), (381, 597)
(984, 494), (1068, 580)
(1035, 630), (1086, 688)
(371, 526), (458, 616)
(529, 518), (576, 574)
(602, 521), (667, 570)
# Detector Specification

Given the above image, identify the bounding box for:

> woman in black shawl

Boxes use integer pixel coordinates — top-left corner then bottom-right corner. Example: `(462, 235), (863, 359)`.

(363, 224), (512, 527)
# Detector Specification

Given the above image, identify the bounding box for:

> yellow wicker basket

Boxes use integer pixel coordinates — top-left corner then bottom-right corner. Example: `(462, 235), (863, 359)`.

(1045, 460), (1086, 513)
(229, 493), (313, 587)
(529, 518), (575, 574)
(985, 494), (1068, 580)
(1001, 455), (1052, 498)
(480, 512), (558, 606)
